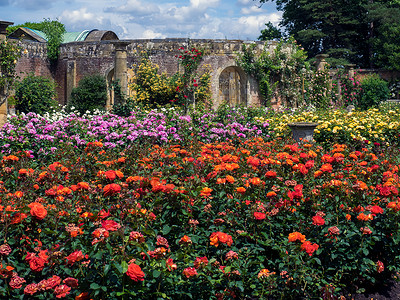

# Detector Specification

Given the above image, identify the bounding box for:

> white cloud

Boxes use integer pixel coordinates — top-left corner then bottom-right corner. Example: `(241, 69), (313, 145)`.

(59, 7), (109, 30)
(104, 0), (159, 16)
(237, 0), (254, 5)
(190, 0), (219, 8)
(240, 5), (263, 15)
(219, 12), (282, 40)
(141, 29), (165, 39)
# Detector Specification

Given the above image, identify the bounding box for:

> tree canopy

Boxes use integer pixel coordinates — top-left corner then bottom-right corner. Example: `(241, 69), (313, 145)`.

(258, 0), (400, 69)
(7, 19), (65, 63)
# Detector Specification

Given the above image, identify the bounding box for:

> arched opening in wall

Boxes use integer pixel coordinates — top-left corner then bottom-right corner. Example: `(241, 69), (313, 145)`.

(106, 68), (115, 110)
(218, 66), (247, 106)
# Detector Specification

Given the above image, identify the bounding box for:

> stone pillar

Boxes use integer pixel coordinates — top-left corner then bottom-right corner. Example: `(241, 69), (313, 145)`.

(315, 54), (329, 71)
(345, 64), (356, 78)
(0, 21), (14, 127)
(113, 41), (130, 105)
(64, 54), (76, 105)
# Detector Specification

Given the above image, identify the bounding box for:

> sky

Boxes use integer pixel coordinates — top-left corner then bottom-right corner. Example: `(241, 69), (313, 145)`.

(0, 0), (281, 41)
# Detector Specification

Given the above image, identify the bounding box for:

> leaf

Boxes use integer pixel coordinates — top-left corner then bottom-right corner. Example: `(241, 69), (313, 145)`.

(121, 261), (129, 273)
(162, 225), (171, 235)
(153, 270), (161, 278)
(104, 264), (110, 275)
(90, 283), (101, 290)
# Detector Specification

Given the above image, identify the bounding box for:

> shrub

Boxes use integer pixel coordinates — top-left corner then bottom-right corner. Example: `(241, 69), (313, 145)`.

(15, 73), (58, 114)
(358, 74), (390, 110)
(129, 55), (181, 107)
(68, 74), (108, 115)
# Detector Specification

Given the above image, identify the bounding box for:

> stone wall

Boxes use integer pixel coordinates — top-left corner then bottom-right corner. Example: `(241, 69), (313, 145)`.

(15, 39), (273, 108)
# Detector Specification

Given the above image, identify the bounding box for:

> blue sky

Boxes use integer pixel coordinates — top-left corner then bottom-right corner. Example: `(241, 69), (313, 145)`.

(0, 0), (281, 40)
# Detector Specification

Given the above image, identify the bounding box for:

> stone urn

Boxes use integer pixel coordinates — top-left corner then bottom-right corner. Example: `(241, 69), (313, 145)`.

(287, 122), (319, 142)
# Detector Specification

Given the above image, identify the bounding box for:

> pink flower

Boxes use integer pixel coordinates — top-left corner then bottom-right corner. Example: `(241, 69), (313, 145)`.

(9, 274), (26, 289)
(0, 244), (12, 256)
(54, 284), (71, 298)
(24, 283), (39, 295)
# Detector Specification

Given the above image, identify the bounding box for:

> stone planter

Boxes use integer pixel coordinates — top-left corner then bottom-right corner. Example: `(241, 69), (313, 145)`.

(287, 122), (319, 142)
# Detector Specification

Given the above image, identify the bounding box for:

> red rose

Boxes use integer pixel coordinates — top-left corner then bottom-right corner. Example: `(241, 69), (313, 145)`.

(105, 170), (116, 181)
(103, 183), (121, 196)
(63, 277), (78, 288)
(193, 256), (208, 269)
(101, 220), (121, 231)
(254, 212), (266, 220)
(182, 267), (198, 278)
(301, 241), (319, 256)
(126, 263), (145, 282)
(28, 202), (47, 220)
(28, 256), (46, 272)
(65, 250), (84, 265)
(45, 275), (62, 289)
(312, 215), (325, 226)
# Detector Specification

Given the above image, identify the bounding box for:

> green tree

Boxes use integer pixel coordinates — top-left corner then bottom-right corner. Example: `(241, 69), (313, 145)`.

(68, 74), (108, 115)
(41, 19), (66, 63)
(15, 73), (58, 114)
(7, 19), (65, 63)
(258, 0), (400, 69)
(258, 21), (282, 41)
(366, 1), (400, 70)
(258, 0), (370, 67)
(6, 22), (46, 34)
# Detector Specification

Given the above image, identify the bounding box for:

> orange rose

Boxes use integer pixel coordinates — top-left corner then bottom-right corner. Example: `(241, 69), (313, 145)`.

(126, 263), (145, 282)
(28, 202), (47, 220)
(210, 232), (233, 247)
(288, 232), (306, 243)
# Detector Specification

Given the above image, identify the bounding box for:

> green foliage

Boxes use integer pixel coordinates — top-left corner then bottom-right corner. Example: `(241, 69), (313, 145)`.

(41, 19), (66, 63)
(6, 22), (47, 35)
(258, 0), (400, 68)
(259, 0), (370, 67)
(15, 73), (58, 114)
(337, 70), (362, 107)
(0, 39), (21, 106)
(237, 37), (313, 107)
(366, 2), (400, 70)
(305, 70), (332, 108)
(129, 47), (211, 111)
(129, 53), (181, 107)
(358, 74), (390, 110)
(68, 74), (108, 115)
(258, 21), (282, 41)
(7, 19), (65, 63)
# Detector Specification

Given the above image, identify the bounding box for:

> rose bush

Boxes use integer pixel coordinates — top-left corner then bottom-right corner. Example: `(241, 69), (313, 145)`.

(0, 106), (399, 299)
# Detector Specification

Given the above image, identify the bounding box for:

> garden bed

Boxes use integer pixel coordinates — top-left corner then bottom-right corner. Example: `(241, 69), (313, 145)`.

(0, 107), (399, 299)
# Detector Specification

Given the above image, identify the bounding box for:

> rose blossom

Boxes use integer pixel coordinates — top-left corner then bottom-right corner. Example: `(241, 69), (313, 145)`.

(0, 244), (12, 256)
(126, 263), (145, 282)
(9, 274), (26, 289)
(54, 284), (71, 298)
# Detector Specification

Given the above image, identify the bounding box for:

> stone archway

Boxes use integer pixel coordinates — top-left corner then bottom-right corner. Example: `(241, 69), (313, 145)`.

(218, 66), (247, 106)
